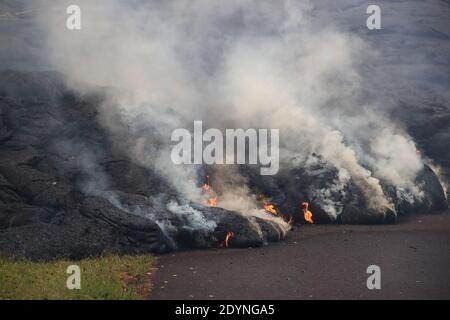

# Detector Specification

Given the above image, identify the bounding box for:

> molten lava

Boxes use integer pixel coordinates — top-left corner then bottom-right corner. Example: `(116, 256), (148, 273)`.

(302, 202), (314, 224)
(223, 231), (234, 248)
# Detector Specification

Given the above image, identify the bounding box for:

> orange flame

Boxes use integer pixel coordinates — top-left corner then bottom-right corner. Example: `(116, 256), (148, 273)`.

(259, 194), (278, 216)
(201, 176), (217, 206)
(263, 202), (277, 215)
(203, 197), (218, 206)
(302, 202), (313, 224)
(202, 175), (211, 191)
(223, 231), (234, 248)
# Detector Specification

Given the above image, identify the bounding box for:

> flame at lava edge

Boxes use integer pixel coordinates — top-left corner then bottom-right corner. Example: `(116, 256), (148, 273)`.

(201, 175), (218, 206)
(259, 194), (278, 216)
(223, 231), (234, 248)
(302, 202), (314, 224)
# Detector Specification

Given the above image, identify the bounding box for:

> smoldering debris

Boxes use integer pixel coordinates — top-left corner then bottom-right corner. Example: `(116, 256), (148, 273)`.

(0, 71), (292, 259)
(0, 1), (449, 259)
(0, 71), (447, 260)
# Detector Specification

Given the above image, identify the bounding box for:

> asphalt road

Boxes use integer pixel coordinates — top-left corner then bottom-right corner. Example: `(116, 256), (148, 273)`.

(150, 213), (450, 300)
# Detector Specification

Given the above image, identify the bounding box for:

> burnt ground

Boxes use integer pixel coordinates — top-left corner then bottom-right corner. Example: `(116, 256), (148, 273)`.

(150, 212), (450, 300)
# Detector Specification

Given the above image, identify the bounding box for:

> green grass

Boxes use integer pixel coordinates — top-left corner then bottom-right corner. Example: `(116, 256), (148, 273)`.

(0, 254), (155, 300)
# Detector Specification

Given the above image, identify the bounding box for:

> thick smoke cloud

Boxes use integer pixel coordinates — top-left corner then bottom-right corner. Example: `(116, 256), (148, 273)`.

(3, 0), (448, 219)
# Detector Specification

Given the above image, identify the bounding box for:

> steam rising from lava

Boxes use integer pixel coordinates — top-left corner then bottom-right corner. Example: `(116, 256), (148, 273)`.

(29, 0), (433, 223)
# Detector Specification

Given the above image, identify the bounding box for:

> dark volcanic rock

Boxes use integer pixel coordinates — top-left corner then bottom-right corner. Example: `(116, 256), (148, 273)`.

(238, 153), (446, 225)
(0, 196), (167, 260)
(0, 173), (22, 205)
(185, 203), (289, 249)
(103, 160), (177, 198)
(174, 205), (265, 249)
(102, 189), (289, 249)
(416, 165), (448, 211)
(383, 165), (448, 214)
(0, 204), (53, 229)
(392, 100), (450, 203)
(0, 71), (288, 258)
(0, 70), (448, 259)
(0, 71), (173, 259)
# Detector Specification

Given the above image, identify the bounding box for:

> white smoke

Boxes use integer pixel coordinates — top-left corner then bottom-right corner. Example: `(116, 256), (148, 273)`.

(33, 0), (428, 219)
(304, 156), (351, 219)
(167, 200), (217, 232)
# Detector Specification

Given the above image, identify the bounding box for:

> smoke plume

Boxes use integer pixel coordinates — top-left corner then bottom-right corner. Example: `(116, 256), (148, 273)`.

(4, 0), (448, 222)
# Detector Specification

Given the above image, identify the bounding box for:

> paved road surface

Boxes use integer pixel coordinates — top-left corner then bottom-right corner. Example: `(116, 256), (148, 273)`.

(150, 213), (450, 299)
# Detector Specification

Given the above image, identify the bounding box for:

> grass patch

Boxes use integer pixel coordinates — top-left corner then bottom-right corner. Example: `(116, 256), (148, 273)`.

(0, 254), (155, 300)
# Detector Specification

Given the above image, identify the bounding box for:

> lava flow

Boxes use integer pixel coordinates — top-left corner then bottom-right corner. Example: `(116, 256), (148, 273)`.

(302, 202), (314, 224)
